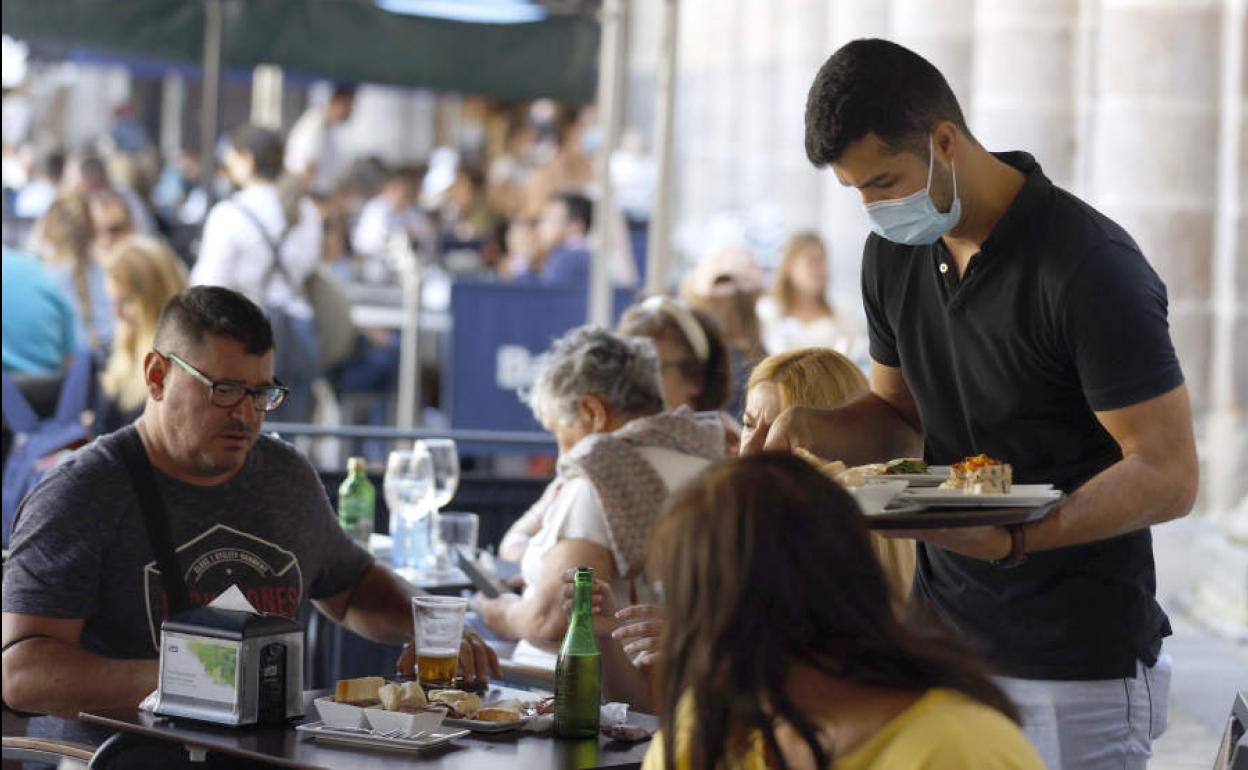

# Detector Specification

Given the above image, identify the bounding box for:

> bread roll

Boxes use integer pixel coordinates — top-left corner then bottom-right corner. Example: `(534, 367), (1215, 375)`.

(334, 676), (385, 704)
(474, 699), (522, 722)
(429, 689), (482, 717)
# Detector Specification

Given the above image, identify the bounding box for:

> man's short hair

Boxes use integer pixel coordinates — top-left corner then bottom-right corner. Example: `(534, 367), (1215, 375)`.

(560, 193), (593, 232)
(804, 38), (972, 167)
(79, 155), (109, 188)
(153, 286), (274, 357)
(42, 152), (66, 181)
(331, 82), (358, 102)
(228, 124), (285, 180)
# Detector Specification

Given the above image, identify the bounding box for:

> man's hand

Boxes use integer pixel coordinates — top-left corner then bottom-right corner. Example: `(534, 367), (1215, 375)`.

(880, 525), (1012, 562)
(395, 627), (500, 686)
(560, 569), (618, 638)
(611, 605), (665, 670)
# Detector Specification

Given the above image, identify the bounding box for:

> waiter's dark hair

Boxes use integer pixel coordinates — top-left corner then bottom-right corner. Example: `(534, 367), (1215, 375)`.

(154, 286), (273, 356)
(805, 38), (973, 167)
(228, 123), (285, 180)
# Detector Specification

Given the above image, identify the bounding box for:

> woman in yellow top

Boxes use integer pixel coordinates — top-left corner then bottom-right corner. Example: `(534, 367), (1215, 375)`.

(739, 348), (916, 617)
(641, 454), (1044, 770)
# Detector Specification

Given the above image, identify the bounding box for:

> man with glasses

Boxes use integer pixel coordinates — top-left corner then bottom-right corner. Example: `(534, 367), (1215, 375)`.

(1, 286), (499, 750)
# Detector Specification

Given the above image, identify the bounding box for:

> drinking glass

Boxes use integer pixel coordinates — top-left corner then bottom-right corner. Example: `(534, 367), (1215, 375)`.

(414, 439), (459, 571)
(383, 449), (434, 574)
(411, 595), (467, 686)
(430, 512), (479, 577)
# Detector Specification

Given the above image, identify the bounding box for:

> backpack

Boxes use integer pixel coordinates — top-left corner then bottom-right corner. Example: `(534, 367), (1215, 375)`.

(1, 351), (96, 547)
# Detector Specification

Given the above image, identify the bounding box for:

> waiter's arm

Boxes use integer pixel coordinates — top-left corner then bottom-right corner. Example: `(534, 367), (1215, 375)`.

(745, 360), (923, 463)
(1025, 383), (1198, 551)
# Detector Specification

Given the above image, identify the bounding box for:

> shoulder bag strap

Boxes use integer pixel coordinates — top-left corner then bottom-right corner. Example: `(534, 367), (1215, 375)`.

(116, 428), (193, 615)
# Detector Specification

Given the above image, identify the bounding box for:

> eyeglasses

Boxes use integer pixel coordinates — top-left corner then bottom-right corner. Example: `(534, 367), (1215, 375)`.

(158, 351), (288, 412)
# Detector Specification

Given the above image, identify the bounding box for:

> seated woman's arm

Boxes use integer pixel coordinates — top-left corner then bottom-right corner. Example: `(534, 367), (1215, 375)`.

(477, 538), (616, 643)
(498, 502), (546, 563)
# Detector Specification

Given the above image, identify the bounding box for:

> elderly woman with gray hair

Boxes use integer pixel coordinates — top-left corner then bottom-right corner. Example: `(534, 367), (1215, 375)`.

(474, 325), (726, 669)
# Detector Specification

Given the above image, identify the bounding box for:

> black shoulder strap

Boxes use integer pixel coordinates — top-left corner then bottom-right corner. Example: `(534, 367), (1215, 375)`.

(116, 428), (193, 615)
(231, 197), (295, 294)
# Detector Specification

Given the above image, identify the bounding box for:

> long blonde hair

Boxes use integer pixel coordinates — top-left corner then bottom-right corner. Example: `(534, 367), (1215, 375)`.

(746, 347), (867, 410)
(100, 236), (188, 410)
(38, 194), (96, 346)
(771, 231), (833, 318)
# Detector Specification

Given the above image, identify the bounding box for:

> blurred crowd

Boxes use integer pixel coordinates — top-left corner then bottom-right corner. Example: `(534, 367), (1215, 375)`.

(1, 82), (867, 435)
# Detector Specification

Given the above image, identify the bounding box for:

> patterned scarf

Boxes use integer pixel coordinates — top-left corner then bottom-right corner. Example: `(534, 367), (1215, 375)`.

(558, 407), (727, 578)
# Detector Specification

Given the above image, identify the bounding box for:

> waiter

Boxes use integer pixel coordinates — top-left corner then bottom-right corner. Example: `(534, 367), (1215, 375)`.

(747, 39), (1196, 770)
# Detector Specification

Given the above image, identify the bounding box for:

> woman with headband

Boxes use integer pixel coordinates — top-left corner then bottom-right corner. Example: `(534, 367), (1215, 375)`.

(617, 295), (731, 413)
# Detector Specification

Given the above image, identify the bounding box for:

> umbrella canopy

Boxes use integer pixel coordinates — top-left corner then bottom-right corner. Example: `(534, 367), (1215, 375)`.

(2, 0), (600, 103)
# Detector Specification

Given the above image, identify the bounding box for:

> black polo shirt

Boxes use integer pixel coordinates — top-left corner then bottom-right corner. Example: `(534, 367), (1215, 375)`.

(861, 152), (1184, 680)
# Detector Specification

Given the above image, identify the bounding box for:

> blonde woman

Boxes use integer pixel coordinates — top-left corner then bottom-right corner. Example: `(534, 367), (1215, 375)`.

(97, 236), (188, 431)
(35, 193), (115, 351)
(756, 232), (862, 357)
(741, 348), (916, 617)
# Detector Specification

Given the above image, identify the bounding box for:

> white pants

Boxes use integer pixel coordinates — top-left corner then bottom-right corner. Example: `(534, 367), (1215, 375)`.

(995, 654), (1172, 770)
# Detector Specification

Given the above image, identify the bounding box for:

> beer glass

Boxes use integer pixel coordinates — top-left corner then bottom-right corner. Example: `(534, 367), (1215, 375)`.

(411, 595), (467, 686)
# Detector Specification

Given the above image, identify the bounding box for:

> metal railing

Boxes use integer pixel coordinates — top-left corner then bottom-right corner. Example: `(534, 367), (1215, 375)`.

(264, 421), (555, 448)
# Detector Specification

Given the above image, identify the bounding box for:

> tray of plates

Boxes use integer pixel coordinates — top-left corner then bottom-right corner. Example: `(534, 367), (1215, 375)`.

(865, 498), (1061, 530)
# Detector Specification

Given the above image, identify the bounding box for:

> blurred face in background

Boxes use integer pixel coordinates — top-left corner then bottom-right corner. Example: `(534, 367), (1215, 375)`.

(89, 197), (133, 260)
(327, 93), (355, 125)
(537, 198), (570, 253)
(789, 242), (829, 300)
(506, 218), (538, 258)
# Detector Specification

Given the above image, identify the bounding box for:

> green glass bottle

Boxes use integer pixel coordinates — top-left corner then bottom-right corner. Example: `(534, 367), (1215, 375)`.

(554, 566), (602, 738)
(337, 457), (375, 549)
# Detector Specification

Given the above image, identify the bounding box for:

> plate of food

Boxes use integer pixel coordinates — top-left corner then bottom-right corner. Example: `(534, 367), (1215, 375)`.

(794, 450), (950, 488)
(427, 686), (549, 732)
(899, 455), (1059, 507)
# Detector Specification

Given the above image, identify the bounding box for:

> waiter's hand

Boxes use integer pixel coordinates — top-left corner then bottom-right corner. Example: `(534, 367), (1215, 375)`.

(741, 405), (824, 456)
(880, 525), (1013, 562)
(395, 628), (500, 685)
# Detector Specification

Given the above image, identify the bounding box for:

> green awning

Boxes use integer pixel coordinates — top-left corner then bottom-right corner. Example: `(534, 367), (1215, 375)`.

(2, 0), (600, 103)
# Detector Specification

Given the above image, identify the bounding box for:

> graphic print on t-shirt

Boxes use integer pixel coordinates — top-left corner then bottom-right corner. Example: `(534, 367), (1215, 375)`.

(143, 523), (304, 650)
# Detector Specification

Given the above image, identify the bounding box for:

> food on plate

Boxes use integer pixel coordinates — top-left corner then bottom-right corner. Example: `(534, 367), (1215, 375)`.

(474, 699), (524, 722)
(333, 676), (385, 707)
(378, 681), (428, 711)
(882, 458), (928, 475)
(794, 448), (864, 487)
(939, 454), (1013, 494)
(602, 722), (653, 742)
(428, 689), (483, 719)
(530, 695), (557, 716)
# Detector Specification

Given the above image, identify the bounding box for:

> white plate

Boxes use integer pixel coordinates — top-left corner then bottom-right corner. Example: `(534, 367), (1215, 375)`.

(849, 480), (909, 515)
(296, 720), (470, 752)
(864, 466), (951, 487)
(364, 706), (446, 735)
(901, 484), (1060, 508)
(440, 684), (544, 732)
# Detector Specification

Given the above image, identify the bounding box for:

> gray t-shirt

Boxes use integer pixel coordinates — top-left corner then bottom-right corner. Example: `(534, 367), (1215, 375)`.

(3, 424), (371, 744)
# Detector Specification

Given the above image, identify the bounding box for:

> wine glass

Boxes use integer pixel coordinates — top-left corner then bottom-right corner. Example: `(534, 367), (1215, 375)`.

(415, 439), (460, 575)
(384, 448), (434, 577)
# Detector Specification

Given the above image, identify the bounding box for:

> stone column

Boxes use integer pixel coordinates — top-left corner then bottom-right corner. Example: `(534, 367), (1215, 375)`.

(1195, 0), (1248, 636)
(971, 0), (1079, 187)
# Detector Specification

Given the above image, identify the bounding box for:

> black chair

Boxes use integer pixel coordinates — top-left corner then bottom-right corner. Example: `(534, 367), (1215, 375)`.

(1216, 690), (1248, 770)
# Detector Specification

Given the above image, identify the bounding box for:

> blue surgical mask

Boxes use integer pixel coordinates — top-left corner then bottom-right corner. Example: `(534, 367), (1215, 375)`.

(864, 136), (961, 246)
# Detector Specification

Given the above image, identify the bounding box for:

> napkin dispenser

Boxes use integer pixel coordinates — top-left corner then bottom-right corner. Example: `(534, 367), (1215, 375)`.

(154, 606), (304, 726)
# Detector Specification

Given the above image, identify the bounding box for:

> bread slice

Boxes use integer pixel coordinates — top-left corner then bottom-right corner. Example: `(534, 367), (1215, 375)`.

(428, 689), (482, 717)
(334, 676), (385, 704)
(378, 681), (428, 711)
(474, 699), (522, 722)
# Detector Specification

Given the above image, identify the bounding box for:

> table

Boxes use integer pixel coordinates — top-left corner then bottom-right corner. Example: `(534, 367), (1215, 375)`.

(81, 690), (656, 769)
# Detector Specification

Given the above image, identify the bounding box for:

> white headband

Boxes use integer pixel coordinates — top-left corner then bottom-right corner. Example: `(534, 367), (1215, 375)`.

(640, 295), (710, 363)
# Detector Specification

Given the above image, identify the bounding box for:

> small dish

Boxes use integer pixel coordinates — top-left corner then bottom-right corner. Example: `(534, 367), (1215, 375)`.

(365, 707), (446, 736)
(313, 697), (367, 729)
(850, 480), (910, 515)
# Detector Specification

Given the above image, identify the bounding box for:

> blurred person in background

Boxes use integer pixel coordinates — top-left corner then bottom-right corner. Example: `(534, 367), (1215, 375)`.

(352, 166), (431, 282)
(682, 247), (767, 418)
(34, 193), (114, 352)
(14, 150), (63, 220)
(1, 245), (77, 374)
(533, 192), (593, 285)
(479, 327), (725, 669)
(438, 166), (500, 272)
(617, 296), (731, 415)
(285, 82), (357, 198)
(742, 347), (915, 616)
(498, 216), (540, 281)
(487, 120), (539, 218)
(193, 124), (323, 422)
(520, 107), (595, 219)
(757, 232), (863, 360)
(74, 154), (155, 235)
(87, 189), (135, 263)
(640, 454), (1043, 770)
(96, 235), (188, 433)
